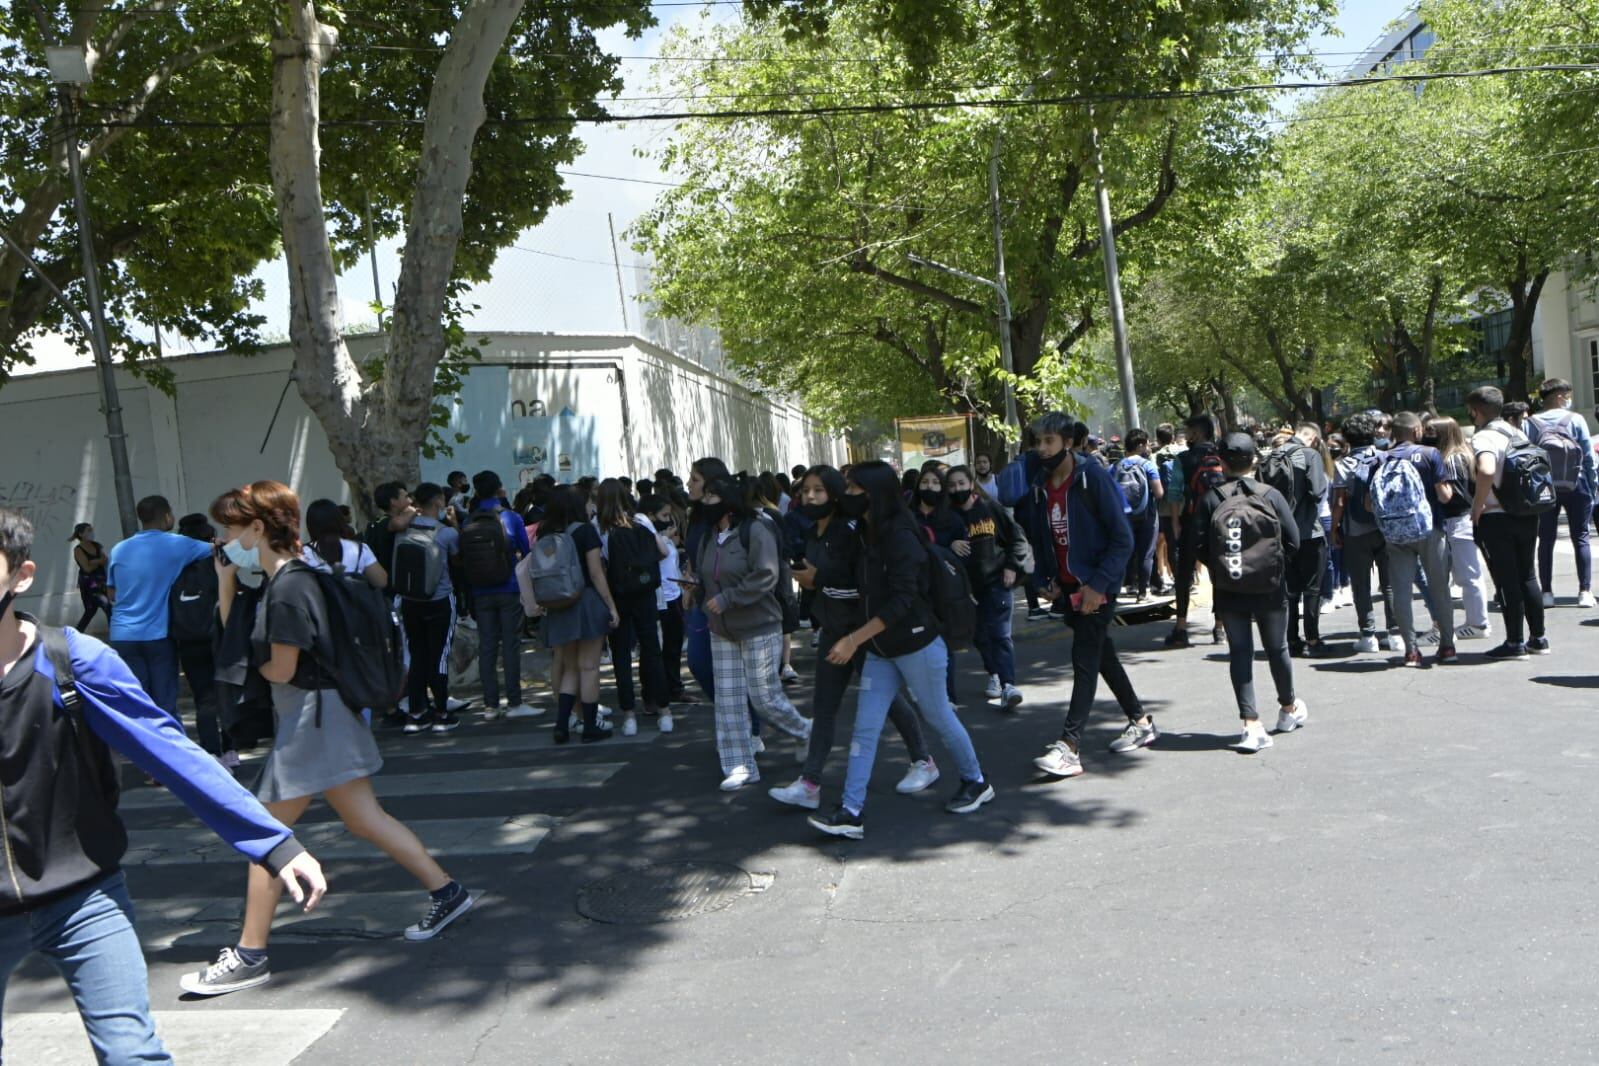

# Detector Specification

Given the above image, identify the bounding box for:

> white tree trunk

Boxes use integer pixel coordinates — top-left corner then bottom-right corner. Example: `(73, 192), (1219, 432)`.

(269, 0), (525, 517)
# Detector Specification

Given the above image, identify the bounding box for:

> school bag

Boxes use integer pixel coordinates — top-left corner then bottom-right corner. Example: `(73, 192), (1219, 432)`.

(1205, 479), (1286, 596)
(1491, 421), (1558, 517)
(1185, 447), (1227, 516)
(459, 511), (515, 587)
(527, 523), (587, 609)
(1372, 453), (1433, 544)
(1115, 458), (1151, 516)
(1260, 442), (1308, 509)
(390, 524), (446, 600)
(1343, 450), (1383, 528)
(738, 512), (801, 630)
(924, 541), (978, 648)
(38, 626), (121, 800)
(1533, 412), (1586, 492)
(168, 556), (219, 643)
(281, 561), (405, 718)
(607, 522), (663, 598)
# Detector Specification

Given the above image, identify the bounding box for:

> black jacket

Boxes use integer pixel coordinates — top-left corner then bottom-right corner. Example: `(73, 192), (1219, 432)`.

(861, 510), (939, 658)
(957, 499), (1029, 590)
(804, 516), (867, 636)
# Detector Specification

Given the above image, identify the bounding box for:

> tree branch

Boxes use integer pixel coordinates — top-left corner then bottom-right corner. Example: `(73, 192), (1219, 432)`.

(1068, 124), (1178, 261)
(848, 255), (987, 316)
(82, 32), (252, 163)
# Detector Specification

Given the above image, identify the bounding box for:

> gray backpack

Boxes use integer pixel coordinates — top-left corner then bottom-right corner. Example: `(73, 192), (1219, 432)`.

(390, 525), (446, 601)
(528, 523), (586, 609)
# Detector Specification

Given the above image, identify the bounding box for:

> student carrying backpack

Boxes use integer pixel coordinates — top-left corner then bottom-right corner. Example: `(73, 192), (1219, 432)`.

(390, 523), (447, 601)
(459, 511), (516, 587)
(924, 540), (978, 648)
(1185, 450), (1227, 517)
(1115, 457), (1151, 516)
(1491, 420), (1558, 517)
(1531, 409), (1586, 492)
(526, 523), (587, 609)
(1204, 478), (1288, 596)
(1372, 452), (1433, 544)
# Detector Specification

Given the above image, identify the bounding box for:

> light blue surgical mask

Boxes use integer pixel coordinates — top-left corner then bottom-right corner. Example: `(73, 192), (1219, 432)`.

(222, 535), (261, 573)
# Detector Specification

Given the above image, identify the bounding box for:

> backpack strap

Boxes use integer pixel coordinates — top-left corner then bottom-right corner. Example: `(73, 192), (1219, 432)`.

(38, 624), (81, 713)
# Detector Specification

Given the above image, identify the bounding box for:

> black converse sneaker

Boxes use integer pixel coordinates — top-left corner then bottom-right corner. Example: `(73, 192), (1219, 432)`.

(405, 885), (475, 942)
(179, 946), (271, 997)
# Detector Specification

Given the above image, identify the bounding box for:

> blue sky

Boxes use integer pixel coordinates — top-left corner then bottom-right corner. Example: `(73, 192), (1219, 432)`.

(216, 0), (1415, 349)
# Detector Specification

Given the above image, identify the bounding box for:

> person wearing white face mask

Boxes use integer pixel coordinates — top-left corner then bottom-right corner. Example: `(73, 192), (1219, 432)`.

(105, 495), (215, 716)
(1527, 378), (1597, 607)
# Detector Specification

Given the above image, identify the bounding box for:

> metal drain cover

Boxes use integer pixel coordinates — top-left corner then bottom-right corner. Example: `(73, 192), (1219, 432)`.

(577, 862), (755, 924)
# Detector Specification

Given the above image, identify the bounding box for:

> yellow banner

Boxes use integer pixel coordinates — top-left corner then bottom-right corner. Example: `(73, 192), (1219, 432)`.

(896, 415), (972, 471)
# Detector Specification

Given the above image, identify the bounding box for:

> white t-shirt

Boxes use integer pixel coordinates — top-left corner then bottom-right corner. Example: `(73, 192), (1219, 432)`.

(302, 538), (379, 574)
(1470, 422), (1514, 514)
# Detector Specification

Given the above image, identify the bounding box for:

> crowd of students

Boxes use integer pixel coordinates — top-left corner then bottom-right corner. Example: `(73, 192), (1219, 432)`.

(1, 376), (1590, 1050)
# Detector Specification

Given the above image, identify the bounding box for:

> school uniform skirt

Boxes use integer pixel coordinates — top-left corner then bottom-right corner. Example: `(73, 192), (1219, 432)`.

(256, 684), (384, 802)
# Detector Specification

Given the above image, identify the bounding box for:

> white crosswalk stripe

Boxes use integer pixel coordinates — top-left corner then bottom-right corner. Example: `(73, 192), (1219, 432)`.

(2, 1009), (344, 1066)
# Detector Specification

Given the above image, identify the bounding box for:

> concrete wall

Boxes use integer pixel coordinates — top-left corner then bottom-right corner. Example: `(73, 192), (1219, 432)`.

(1, 332), (841, 625)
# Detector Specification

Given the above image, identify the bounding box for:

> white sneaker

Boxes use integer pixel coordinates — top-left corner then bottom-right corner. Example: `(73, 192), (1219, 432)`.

(1033, 741), (1083, 778)
(1581, 591), (1597, 608)
(752, 736), (766, 754)
(1230, 728), (1274, 753)
(895, 758), (940, 794)
(1377, 633), (1394, 652)
(720, 766), (758, 791)
(445, 697), (469, 713)
(1542, 591), (1555, 608)
(1455, 624), (1492, 641)
(768, 777), (820, 809)
(1001, 684), (1024, 710)
(984, 674), (1002, 700)
(1318, 598), (1333, 615)
(780, 664), (801, 684)
(621, 714), (638, 737)
(1417, 626), (1441, 648)
(658, 713), (674, 733)
(397, 697), (410, 713)
(1356, 634), (1379, 653)
(504, 703), (544, 719)
(600, 648), (612, 665)
(1274, 699), (1309, 734)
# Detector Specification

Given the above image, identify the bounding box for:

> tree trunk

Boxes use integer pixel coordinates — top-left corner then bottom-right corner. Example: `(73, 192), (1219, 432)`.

(1503, 267), (1549, 404)
(1417, 274), (1442, 414)
(269, 0), (525, 518)
(1210, 376), (1238, 431)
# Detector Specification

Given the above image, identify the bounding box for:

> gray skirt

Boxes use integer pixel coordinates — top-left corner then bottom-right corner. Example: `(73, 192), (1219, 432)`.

(543, 586), (612, 649)
(256, 684), (385, 803)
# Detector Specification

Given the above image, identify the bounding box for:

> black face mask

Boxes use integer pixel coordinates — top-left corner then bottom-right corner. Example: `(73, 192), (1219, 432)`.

(838, 494), (870, 518)
(700, 501), (731, 526)
(799, 502), (832, 521)
(949, 489), (973, 507)
(1039, 449), (1068, 472)
(917, 489), (944, 508)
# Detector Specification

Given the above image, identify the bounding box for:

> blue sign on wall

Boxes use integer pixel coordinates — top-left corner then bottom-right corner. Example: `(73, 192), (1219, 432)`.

(420, 367), (603, 487)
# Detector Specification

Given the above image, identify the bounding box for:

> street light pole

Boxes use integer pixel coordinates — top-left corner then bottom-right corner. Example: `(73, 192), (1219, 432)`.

(61, 89), (139, 537)
(1088, 111), (1140, 432)
(987, 133), (1020, 438)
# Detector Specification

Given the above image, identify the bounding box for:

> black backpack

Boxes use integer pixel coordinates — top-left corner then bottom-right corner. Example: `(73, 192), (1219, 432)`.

(459, 511), (515, 587)
(1184, 446), (1227, 516)
(1492, 421), (1558, 517)
(925, 541), (978, 648)
(737, 513), (802, 628)
(1206, 480), (1286, 597)
(606, 523), (662, 597)
(1260, 442), (1307, 508)
(168, 556), (219, 643)
(280, 561), (405, 717)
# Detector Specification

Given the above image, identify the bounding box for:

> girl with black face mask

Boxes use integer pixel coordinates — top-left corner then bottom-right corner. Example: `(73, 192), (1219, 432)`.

(768, 467), (938, 811)
(912, 467), (967, 705)
(946, 465), (1029, 709)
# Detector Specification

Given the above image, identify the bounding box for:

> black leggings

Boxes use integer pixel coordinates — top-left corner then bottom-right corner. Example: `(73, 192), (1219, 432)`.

(1476, 513), (1544, 645)
(1175, 530), (1200, 619)
(659, 600), (685, 696)
(1217, 608), (1295, 721)
(1287, 537), (1327, 644)
(400, 597), (454, 716)
(76, 581), (109, 631)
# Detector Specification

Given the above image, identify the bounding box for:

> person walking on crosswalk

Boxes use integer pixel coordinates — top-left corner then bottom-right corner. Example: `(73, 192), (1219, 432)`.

(181, 482), (474, 998)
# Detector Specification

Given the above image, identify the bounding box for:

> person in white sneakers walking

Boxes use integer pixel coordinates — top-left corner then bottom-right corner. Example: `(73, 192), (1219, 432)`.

(1428, 416), (1492, 641)
(1191, 434), (1310, 752)
(1526, 378), (1597, 608)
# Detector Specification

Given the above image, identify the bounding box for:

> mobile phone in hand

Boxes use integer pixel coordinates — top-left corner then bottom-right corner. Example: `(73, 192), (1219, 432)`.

(1070, 590), (1084, 613)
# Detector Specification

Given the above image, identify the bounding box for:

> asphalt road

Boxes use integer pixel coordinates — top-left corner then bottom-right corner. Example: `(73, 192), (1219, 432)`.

(7, 550), (1599, 1065)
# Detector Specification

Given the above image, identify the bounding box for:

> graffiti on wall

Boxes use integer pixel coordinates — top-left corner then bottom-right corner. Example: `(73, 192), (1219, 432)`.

(0, 481), (79, 539)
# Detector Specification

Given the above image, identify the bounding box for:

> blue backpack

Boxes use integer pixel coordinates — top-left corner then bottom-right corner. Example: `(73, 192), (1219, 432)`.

(1344, 451), (1382, 527)
(1371, 454), (1433, 544)
(1115, 458), (1151, 516)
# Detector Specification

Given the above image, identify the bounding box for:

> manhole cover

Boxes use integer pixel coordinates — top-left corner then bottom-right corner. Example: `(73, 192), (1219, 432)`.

(576, 862), (754, 924)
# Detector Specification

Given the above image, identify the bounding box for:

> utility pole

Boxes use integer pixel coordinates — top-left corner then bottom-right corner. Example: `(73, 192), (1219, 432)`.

(61, 87), (138, 536)
(988, 132), (1020, 440)
(365, 191), (384, 331)
(1089, 111), (1140, 432)
(607, 212), (629, 332)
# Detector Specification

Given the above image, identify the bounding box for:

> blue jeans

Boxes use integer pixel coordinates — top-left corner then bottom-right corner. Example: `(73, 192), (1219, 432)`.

(1538, 487), (1593, 593)
(110, 638), (180, 717)
(685, 605), (715, 699)
(0, 872), (170, 1064)
(1126, 509), (1158, 595)
(842, 637), (983, 814)
(974, 583), (1016, 685)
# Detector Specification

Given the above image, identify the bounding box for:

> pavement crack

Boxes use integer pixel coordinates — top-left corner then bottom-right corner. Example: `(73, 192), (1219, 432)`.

(465, 978), (512, 1065)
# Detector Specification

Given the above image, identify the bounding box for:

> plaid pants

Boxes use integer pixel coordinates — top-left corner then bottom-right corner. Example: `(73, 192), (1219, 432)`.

(710, 632), (810, 775)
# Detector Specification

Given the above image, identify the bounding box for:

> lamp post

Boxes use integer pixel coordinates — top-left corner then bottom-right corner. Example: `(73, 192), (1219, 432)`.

(906, 253), (1020, 442)
(1088, 110), (1140, 432)
(45, 45), (138, 537)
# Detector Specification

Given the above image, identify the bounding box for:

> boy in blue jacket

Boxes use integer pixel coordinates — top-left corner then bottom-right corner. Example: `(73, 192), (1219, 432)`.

(999, 413), (1154, 779)
(0, 509), (326, 1063)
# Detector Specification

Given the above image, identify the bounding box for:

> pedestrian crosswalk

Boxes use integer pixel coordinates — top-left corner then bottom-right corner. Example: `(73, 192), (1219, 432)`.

(2, 1009), (345, 1066)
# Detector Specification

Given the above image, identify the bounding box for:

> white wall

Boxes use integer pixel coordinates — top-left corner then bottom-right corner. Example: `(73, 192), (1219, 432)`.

(1, 332), (841, 624)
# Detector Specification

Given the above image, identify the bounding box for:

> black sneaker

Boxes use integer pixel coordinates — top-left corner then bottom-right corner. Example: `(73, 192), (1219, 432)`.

(944, 778), (995, 815)
(1288, 640), (1307, 658)
(1527, 636), (1551, 655)
(1163, 628), (1191, 649)
(1484, 641), (1530, 661)
(1028, 607), (1052, 621)
(405, 885), (475, 942)
(403, 713), (432, 735)
(430, 712), (461, 734)
(808, 805), (865, 839)
(178, 946), (270, 997)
